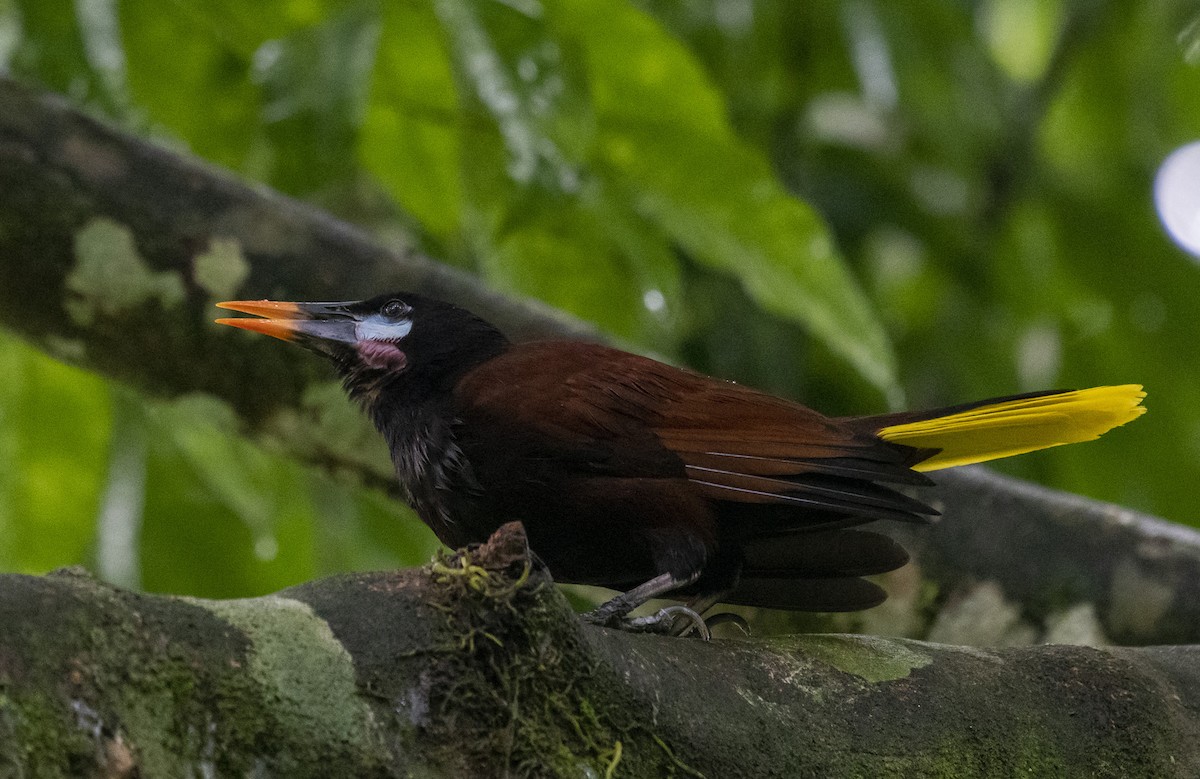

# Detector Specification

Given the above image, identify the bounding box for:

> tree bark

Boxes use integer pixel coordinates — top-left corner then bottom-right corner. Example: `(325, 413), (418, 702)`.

(887, 467), (1200, 646)
(1, 524), (1197, 778)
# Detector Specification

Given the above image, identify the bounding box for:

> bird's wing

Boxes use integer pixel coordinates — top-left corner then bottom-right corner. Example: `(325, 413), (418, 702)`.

(645, 375), (935, 525)
(455, 342), (934, 525)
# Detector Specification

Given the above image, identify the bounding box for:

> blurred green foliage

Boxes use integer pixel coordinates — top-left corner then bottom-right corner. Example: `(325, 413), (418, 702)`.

(1, 0), (1197, 596)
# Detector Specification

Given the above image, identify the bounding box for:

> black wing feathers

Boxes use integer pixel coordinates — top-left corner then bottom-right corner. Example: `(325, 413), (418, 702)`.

(685, 465), (934, 524)
(723, 577), (888, 612)
(725, 529), (910, 611)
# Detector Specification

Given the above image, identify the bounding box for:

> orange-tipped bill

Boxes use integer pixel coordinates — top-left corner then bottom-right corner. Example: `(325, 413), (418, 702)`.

(216, 299), (360, 350)
(216, 300), (308, 341)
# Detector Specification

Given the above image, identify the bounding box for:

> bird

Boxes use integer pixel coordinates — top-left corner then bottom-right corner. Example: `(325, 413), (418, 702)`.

(216, 292), (1145, 633)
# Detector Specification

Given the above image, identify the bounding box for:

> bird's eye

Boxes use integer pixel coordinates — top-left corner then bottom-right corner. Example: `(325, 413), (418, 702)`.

(381, 300), (409, 320)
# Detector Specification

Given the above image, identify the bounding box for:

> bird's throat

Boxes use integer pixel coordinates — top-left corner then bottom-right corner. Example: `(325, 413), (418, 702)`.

(357, 340), (408, 372)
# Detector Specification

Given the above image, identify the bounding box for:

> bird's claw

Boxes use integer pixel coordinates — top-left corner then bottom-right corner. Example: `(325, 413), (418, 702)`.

(582, 604), (713, 640)
(581, 603), (753, 640)
(626, 605), (712, 640)
(699, 611), (751, 636)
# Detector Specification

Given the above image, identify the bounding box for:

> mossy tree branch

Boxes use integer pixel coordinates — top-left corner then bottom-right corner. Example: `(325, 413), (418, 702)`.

(2, 524), (1198, 778)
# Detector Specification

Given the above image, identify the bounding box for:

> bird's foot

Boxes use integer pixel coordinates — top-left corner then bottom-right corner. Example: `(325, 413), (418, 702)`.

(581, 593), (641, 629)
(581, 571), (711, 637)
(629, 605), (712, 640)
(585, 604), (711, 640)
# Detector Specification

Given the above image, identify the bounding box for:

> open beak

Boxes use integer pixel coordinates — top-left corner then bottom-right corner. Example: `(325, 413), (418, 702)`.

(216, 299), (359, 352)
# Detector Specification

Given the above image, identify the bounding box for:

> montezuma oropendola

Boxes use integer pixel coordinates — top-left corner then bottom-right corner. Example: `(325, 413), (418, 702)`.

(217, 293), (1145, 633)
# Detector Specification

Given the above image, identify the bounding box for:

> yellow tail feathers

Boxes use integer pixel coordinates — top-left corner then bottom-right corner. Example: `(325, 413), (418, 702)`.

(878, 385), (1146, 472)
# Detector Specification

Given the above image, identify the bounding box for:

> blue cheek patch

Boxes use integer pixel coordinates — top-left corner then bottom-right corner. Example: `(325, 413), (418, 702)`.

(356, 316), (413, 342)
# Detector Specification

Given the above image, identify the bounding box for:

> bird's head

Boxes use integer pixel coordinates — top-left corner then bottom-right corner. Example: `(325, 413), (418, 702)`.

(216, 292), (510, 406)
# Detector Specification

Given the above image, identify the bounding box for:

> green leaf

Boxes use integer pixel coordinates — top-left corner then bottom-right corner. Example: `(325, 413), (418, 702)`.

(418, 0), (893, 386)
(0, 333), (111, 573)
(311, 486), (440, 576)
(362, 2), (464, 240)
(119, 3), (264, 171)
(124, 1), (381, 188)
(551, 0), (896, 392)
(10, 0), (97, 102)
(480, 196), (649, 339)
(136, 393), (436, 596)
(253, 3), (381, 193)
(428, 0), (681, 343)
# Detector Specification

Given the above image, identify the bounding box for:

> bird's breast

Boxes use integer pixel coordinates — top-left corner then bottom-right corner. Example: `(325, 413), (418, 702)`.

(375, 403), (485, 547)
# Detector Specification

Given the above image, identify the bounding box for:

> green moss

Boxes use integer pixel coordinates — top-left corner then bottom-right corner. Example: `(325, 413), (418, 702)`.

(67, 580), (244, 775)
(0, 571), (389, 776)
(193, 237), (250, 299)
(201, 595), (380, 760)
(79, 576), (391, 776)
(0, 691), (86, 778)
(65, 217), (185, 326)
(0, 573), (245, 776)
(416, 548), (702, 778)
(799, 634), (932, 683)
(901, 720), (1072, 779)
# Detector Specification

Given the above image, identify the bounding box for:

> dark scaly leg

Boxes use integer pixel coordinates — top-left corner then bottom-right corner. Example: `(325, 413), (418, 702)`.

(582, 571), (696, 624)
(582, 570), (709, 638)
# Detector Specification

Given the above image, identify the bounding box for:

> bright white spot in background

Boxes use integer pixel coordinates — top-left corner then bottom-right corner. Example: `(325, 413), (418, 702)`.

(1016, 323), (1061, 391)
(255, 535), (279, 562)
(643, 289), (666, 313)
(0, 7), (21, 70)
(252, 40), (283, 74)
(910, 166), (971, 216)
(805, 92), (889, 149)
(517, 56), (538, 82)
(1179, 15), (1200, 66)
(713, 0), (754, 34)
(1155, 141), (1200, 259)
(96, 401), (146, 591)
(75, 0), (126, 78)
(843, 1), (898, 110)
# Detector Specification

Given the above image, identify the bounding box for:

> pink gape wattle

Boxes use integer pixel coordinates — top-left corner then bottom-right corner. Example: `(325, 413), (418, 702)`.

(357, 340), (408, 371)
